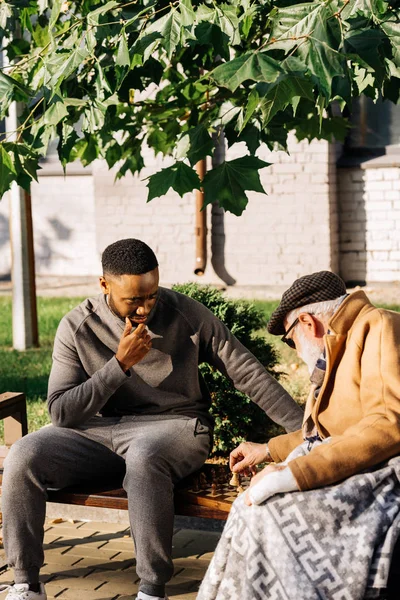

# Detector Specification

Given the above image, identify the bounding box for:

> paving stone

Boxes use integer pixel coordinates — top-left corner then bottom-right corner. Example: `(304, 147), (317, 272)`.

(0, 571), (12, 584)
(73, 558), (135, 571)
(84, 569), (138, 583)
(50, 575), (108, 591)
(166, 576), (201, 596)
(43, 554), (83, 567)
(42, 546), (72, 557)
(46, 526), (98, 539)
(42, 582), (69, 597)
(63, 546), (120, 560)
(94, 579), (139, 596)
(56, 588), (117, 600)
(41, 564), (95, 578)
(175, 567), (209, 580)
(79, 522), (130, 534)
(98, 540), (135, 552)
(172, 558), (211, 570)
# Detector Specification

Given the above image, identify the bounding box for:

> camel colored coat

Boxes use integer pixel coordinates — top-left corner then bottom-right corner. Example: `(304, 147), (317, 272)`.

(268, 291), (400, 491)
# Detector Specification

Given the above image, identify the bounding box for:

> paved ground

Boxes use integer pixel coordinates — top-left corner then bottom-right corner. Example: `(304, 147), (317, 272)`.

(0, 519), (220, 599)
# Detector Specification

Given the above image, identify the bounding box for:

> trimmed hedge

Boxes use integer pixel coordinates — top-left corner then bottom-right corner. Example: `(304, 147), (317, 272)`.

(172, 283), (284, 456)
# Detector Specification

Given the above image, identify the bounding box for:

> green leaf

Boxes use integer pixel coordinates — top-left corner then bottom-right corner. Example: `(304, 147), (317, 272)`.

(180, 0), (195, 26)
(211, 52), (282, 92)
(257, 73), (315, 127)
(146, 162), (201, 201)
(148, 9), (181, 59)
(43, 97), (69, 126)
(344, 29), (386, 83)
(45, 48), (90, 91)
(147, 128), (171, 156)
(116, 30), (130, 67)
(131, 32), (163, 64)
(115, 150), (144, 180)
(194, 22), (230, 60)
(57, 123), (79, 168)
(0, 145), (16, 198)
(87, 0), (119, 26)
(202, 156), (270, 216)
(241, 88), (260, 132)
(381, 17), (400, 69)
(177, 125), (215, 166)
(49, 0), (63, 30)
(270, 2), (344, 97)
(72, 136), (99, 167)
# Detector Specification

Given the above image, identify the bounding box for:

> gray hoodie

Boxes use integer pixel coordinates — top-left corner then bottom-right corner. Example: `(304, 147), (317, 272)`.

(47, 287), (303, 431)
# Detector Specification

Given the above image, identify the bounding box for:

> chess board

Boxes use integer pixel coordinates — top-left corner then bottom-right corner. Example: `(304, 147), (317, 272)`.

(176, 463), (251, 512)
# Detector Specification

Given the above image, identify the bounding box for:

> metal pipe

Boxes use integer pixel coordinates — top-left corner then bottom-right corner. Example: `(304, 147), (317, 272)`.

(211, 130), (236, 285)
(194, 159), (207, 276)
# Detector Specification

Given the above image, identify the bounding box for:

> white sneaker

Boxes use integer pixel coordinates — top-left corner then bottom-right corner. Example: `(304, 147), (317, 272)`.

(0, 583), (46, 600)
(136, 593), (169, 600)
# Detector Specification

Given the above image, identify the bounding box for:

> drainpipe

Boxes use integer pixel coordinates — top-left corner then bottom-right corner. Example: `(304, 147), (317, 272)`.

(210, 130), (236, 285)
(194, 159), (207, 276)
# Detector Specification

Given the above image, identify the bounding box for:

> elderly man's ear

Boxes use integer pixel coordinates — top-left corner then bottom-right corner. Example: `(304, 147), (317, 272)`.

(298, 313), (325, 339)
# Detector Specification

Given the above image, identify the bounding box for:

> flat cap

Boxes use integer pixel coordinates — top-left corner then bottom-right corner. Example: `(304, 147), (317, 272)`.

(267, 271), (347, 336)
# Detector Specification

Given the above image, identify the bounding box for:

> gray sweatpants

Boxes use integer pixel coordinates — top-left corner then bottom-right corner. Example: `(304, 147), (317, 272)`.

(2, 415), (211, 597)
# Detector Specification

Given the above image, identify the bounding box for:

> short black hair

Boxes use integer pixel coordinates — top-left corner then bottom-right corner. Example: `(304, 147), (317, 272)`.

(102, 239), (158, 277)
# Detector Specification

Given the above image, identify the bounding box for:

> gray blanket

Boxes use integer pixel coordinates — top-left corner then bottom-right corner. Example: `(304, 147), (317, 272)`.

(197, 452), (400, 600)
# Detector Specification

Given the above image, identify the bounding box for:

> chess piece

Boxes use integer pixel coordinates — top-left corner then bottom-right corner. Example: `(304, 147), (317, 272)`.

(237, 485), (245, 495)
(229, 472), (240, 487)
(211, 483), (217, 496)
(199, 472), (208, 489)
(192, 476), (200, 492)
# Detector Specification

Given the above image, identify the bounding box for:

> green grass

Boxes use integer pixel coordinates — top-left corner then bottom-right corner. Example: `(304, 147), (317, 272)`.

(0, 295), (399, 441)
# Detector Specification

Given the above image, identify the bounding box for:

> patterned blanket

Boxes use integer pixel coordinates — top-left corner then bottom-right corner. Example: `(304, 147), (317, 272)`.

(197, 452), (400, 600)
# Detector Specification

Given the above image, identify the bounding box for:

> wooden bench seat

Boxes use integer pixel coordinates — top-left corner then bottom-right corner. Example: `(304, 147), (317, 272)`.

(0, 392), (234, 520)
(45, 463), (234, 520)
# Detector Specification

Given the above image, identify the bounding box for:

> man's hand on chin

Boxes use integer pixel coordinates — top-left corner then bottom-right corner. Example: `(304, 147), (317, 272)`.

(229, 441), (272, 476)
(245, 464), (299, 506)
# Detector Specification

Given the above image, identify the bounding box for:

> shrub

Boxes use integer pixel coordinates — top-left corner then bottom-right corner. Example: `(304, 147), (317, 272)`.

(172, 283), (284, 457)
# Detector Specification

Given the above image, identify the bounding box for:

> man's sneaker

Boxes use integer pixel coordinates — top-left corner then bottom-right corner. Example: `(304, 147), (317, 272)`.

(136, 593), (169, 600)
(0, 583), (47, 600)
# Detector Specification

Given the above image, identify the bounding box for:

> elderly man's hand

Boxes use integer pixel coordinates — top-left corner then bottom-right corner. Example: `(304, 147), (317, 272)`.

(245, 464), (289, 506)
(229, 442), (272, 476)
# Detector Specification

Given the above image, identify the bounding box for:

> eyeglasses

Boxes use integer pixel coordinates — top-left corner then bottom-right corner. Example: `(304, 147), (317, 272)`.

(281, 318), (299, 349)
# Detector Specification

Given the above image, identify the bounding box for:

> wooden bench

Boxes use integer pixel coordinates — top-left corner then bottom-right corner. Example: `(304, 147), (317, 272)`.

(0, 392), (233, 521)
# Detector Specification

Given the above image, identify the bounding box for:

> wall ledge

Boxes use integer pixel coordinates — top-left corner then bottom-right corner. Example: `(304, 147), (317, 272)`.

(338, 146), (400, 170)
(38, 159), (93, 177)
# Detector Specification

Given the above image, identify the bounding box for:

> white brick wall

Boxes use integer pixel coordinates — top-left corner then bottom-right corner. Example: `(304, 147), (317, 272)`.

(94, 134), (339, 286)
(338, 165), (400, 283)
(0, 170), (99, 278)
(0, 135), (339, 286)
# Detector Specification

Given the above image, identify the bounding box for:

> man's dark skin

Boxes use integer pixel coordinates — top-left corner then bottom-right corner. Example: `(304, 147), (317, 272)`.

(99, 267), (159, 373)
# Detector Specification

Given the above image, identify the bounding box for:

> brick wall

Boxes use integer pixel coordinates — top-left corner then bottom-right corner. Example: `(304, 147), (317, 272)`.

(0, 136), (340, 286)
(94, 134), (339, 286)
(338, 160), (400, 283)
(0, 167), (99, 278)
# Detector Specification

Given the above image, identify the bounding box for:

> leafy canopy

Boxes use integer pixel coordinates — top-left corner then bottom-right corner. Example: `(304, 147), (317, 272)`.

(1, 0), (400, 215)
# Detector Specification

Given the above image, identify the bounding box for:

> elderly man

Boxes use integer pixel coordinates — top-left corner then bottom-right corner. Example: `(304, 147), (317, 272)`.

(0, 238), (302, 600)
(198, 271), (400, 600)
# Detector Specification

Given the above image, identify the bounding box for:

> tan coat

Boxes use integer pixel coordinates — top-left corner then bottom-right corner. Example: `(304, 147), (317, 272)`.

(268, 291), (400, 491)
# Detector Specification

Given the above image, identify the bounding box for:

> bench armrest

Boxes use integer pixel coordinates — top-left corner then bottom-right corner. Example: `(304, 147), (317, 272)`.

(0, 392), (28, 446)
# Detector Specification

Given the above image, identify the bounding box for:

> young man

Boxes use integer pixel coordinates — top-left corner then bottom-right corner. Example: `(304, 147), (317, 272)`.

(0, 238), (303, 600)
(198, 271), (400, 600)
